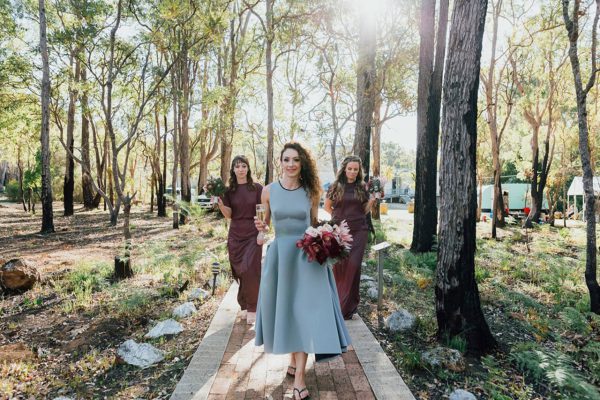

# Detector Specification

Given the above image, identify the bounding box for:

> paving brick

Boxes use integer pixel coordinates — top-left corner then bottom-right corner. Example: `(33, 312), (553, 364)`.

(319, 391), (339, 400)
(341, 351), (359, 364)
(211, 377), (232, 395)
(328, 356), (346, 370)
(349, 374), (371, 393)
(170, 284), (413, 400)
(354, 391), (376, 400)
(316, 374), (336, 392)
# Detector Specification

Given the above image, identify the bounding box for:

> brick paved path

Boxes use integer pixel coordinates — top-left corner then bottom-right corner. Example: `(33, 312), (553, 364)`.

(207, 313), (376, 400)
(170, 283), (414, 400)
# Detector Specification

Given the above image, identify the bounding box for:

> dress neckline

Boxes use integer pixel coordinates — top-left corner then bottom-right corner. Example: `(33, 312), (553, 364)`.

(278, 180), (302, 191)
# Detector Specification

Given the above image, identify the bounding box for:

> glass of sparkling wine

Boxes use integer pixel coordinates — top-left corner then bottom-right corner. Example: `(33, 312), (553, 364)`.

(256, 204), (266, 242)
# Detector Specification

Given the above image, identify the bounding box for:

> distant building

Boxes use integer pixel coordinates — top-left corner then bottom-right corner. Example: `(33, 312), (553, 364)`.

(480, 183), (548, 212)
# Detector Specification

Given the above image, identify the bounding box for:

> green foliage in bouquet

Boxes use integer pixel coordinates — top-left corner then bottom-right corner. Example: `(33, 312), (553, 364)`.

(205, 177), (227, 197)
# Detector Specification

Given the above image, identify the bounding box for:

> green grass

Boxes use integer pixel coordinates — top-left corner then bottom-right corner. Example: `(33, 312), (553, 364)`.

(372, 215), (599, 399)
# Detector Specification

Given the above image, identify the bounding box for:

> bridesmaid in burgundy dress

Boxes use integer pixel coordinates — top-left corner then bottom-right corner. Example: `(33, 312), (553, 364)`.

(217, 155), (263, 324)
(324, 156), (375, 320)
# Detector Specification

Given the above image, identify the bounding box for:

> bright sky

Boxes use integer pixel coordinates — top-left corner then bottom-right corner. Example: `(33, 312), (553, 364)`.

(381, 114), (417, 150)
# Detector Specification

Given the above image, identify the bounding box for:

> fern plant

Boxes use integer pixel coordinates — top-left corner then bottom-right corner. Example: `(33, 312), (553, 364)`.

(511, 344), (600, 400)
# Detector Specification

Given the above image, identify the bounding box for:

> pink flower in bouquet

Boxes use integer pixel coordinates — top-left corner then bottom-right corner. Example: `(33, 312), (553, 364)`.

(296, 220), (353, 266)
(333, 220), (353, 251)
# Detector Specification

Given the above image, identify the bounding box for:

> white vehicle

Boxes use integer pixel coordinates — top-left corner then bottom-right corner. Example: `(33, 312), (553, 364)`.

(196, 194), (214, 210)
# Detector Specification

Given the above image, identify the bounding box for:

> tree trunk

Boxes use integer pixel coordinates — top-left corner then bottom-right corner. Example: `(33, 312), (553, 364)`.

(179, 55), (191, 225)
(81, 67), (96, 209)
(265, 0), (275, 185)
(39, 0), (54, 234)
(562, 0), (600, 314)
(115, 196), (133, 280)
(63, 54), (79, 217)
(411, 0), (449, 252)
(436, 0), (496, 353)
(150, 173), (155, 213)
(171, 73), (180, 229)
(371, 93), (382, 220)
(158, 114), (167, 217)
(17, 148), (27, 212)
(352, 7), (376, 176)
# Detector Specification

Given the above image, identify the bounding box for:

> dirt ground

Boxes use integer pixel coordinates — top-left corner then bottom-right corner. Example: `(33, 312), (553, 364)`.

(0, 199), (226, 399)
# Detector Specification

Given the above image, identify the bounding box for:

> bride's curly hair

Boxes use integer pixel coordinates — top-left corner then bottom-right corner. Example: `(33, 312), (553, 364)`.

(280, 142), (322, 207)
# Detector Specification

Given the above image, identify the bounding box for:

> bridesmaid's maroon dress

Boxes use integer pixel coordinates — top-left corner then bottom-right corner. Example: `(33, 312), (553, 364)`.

(329, 182), (368, 319)
(222, 183), (263, 312)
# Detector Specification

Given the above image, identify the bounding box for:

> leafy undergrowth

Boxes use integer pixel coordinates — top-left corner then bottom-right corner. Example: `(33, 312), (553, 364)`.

(0, 206), (231, 399)
(361, 216), (600, 400)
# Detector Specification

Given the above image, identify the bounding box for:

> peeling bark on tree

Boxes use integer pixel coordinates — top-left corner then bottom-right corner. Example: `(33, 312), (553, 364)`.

(437, 0), (496, 353)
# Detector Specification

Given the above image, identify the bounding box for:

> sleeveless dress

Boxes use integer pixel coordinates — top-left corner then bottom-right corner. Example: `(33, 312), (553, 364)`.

(329, 182), (369, 319)
(255, 181), (351, 360)
(222, 183), (263, 312)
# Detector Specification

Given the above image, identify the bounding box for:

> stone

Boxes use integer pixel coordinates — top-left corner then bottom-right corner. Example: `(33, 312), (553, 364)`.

(188, 287), (210, 301)
(0, 343), (35, 362)
(360, 274), (375, 282)
(422, 347), (466, 372)
(116, 340), (164, 368)
(361, 279), (377, 289)
(53, 397), (75, 400)
(0, 259), (40, 291)
(385, 309), (416, 332)
(450, 389), (477, 400)
(367, 287), (378, 300)
(173, 302), (197, 318)
(145, 319), (183, 338)
(383, 271), (393, 284)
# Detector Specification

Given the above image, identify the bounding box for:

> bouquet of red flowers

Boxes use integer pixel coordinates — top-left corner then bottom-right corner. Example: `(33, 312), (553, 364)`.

(296, 220), (353, 266)
(366, 176), (385, 199)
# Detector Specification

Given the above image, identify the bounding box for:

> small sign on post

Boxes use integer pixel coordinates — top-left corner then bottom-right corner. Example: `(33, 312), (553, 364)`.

(371, 241), (391, 312)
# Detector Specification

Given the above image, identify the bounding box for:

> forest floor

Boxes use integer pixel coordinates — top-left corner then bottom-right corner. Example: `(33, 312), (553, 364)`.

(361, 212), (600, 399)
(0, 199), (231, 399)
(2, 198), (600, 399)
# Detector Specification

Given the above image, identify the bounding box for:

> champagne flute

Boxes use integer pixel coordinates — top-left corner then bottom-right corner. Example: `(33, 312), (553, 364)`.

(256, 204), (266, 242)
(256, 204), (266, 223)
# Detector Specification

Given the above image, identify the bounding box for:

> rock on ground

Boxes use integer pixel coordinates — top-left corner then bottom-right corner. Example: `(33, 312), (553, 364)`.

(450, 389), (477, 400)
(0, 259), (40, 291)
(145, 319), (184, 338)
(385, 309), (416, 332)
(422, 346), (466, 372)
(188, 287), (210, 301)
(367, 287), (378, 300)
(173, 302), (197, 318)
(116, 340), (164, 368)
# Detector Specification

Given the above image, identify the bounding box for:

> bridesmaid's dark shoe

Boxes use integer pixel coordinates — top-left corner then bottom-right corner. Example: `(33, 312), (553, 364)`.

(293, 387), (310, 399)
(286, 365), (296, 377)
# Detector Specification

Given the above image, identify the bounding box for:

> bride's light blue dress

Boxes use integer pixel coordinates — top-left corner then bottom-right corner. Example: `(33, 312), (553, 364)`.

(255, 181), (351, 360)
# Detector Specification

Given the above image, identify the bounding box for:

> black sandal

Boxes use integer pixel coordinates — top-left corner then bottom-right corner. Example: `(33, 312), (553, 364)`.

(293, 387), (310, 400)
(286, 365), (296, 377)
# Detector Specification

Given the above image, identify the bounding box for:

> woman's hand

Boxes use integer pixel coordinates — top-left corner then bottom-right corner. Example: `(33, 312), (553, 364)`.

(256, 231), (265, 245)
(254, 216), (269, 232)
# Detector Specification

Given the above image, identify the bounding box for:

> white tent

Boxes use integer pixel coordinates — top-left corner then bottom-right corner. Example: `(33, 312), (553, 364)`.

(566, 176), (600, 219)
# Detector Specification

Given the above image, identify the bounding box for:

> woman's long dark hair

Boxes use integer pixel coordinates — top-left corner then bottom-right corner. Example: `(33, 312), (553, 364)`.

(228, 155), (257, 192)
(327, 155), (368, 203)
(279, 142), (322, 207)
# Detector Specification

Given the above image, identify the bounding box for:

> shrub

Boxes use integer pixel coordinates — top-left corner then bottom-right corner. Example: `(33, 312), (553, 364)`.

(5, 179), (21, 201)
(511, 344), (600, 400)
